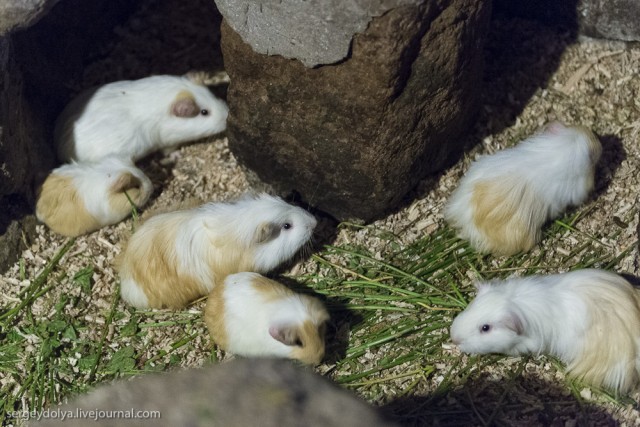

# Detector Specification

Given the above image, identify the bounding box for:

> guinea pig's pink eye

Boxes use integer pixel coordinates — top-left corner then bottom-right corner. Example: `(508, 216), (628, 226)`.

(481, 324), (491, 333)
(200, 109), (209, 116)
(282, 223), (292, 230)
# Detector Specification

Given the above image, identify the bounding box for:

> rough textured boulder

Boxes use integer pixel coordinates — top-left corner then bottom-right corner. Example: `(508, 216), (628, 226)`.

(0, 0), (138, 271)
(579, 0), (640, 41)
(0, 37), (48, 202)
(0, 0), (60, 35)
(215, 0), (422, 67)
(0, 36), (52, 271)
(34, 359), (397, 427)
(221, 0), (492, 221)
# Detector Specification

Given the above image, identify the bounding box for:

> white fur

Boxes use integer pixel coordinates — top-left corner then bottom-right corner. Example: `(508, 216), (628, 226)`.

(444, 122), (601, 255)
(55, 75), (228, 162)
(119, 277), (150, 308)
(199, 193), (318, 273)
(118, 193), (317, 308)
(450, 269), (640, 393)
(69, 158), (152, 224)
(220, 272), (327, 359)
(181, 193), (317, 284)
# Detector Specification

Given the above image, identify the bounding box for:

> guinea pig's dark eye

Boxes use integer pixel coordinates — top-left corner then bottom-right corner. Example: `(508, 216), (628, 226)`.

(282, 223), (292, 230)
(295, 338), (303, 347)
(200, 109), (209, 116)
(480, 324), (491, 333)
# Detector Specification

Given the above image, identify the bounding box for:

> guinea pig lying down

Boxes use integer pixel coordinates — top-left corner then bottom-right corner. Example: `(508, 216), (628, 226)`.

(204, 272), (329, 366)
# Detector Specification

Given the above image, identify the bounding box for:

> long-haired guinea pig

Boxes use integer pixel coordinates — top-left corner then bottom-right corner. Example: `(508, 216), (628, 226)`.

(55, 74), (229, 162)
(444, 122), (601, 256)
(450, 269), (640, 393)
(36, 157), (153, 237)
(117, 193), (317, 309)
(204, 272), (329, 365)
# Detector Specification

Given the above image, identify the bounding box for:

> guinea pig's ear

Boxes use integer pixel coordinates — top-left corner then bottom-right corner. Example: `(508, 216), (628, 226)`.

(171, 91), (200, 118)
(110, 172), (142, 194)
(269, 325), (303, 347)
(503, 311), (524, 335)
(253, 222), (280, 244)
(183, 71), (207, 85)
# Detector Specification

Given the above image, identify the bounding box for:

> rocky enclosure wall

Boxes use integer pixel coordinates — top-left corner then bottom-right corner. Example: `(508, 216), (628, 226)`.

(0, 0), (137, 270)
(1, 0), (640, 268)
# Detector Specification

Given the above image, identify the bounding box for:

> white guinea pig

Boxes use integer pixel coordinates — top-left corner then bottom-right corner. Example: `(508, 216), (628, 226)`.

(444, 122), (602, 256)
(55, 74), (229, 162)
(205, 272), (329, 365)
(450, 269), (640, 393)
(36, 157), (153, 237)
(117, 193), (317, 309)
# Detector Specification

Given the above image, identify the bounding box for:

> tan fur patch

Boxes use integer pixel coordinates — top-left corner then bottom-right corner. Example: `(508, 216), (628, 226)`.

(471, 180), (539, 256)
(250, 275), (295, 302)
(203, 284), (228, 349)
(119, 216), (203, 309)
(36, 173), (101, 237)
(140, 198), (201, 221)
(290, 319), (326, 365)
(208, 231), (257, 279)
(118, 215), (259, 309)
(567, 277), (640, 392)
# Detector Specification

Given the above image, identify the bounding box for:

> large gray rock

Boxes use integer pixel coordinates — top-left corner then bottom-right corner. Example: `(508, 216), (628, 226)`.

(222, 0), (492, 221)
(0, 0), (60, 36)
(215, 0), (422, 67)
(579, 0), (640, 41)
(33, 359), (397, 427)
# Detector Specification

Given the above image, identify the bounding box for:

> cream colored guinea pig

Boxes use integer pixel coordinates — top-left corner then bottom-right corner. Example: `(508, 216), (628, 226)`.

(55, 74), (228, 162)
(450, 269), (640, 394)
(36, 157), (152, 237)
(117, 193), (317, 309)
(444, 122), (601, 256)
(205, 272), (329, 365)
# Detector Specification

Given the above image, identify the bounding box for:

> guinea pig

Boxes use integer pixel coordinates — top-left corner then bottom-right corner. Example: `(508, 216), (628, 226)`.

(444, 122), (602, 256)
(55, 74), (229, 162)
(36, 157), (153, 237)
(204, 272), (329, 365)
(450, 269), (640, 393)
(117, 193), (317, 309)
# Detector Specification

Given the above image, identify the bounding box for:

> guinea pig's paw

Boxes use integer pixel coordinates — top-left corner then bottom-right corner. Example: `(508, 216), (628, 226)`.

(159, 148), (181, 165)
